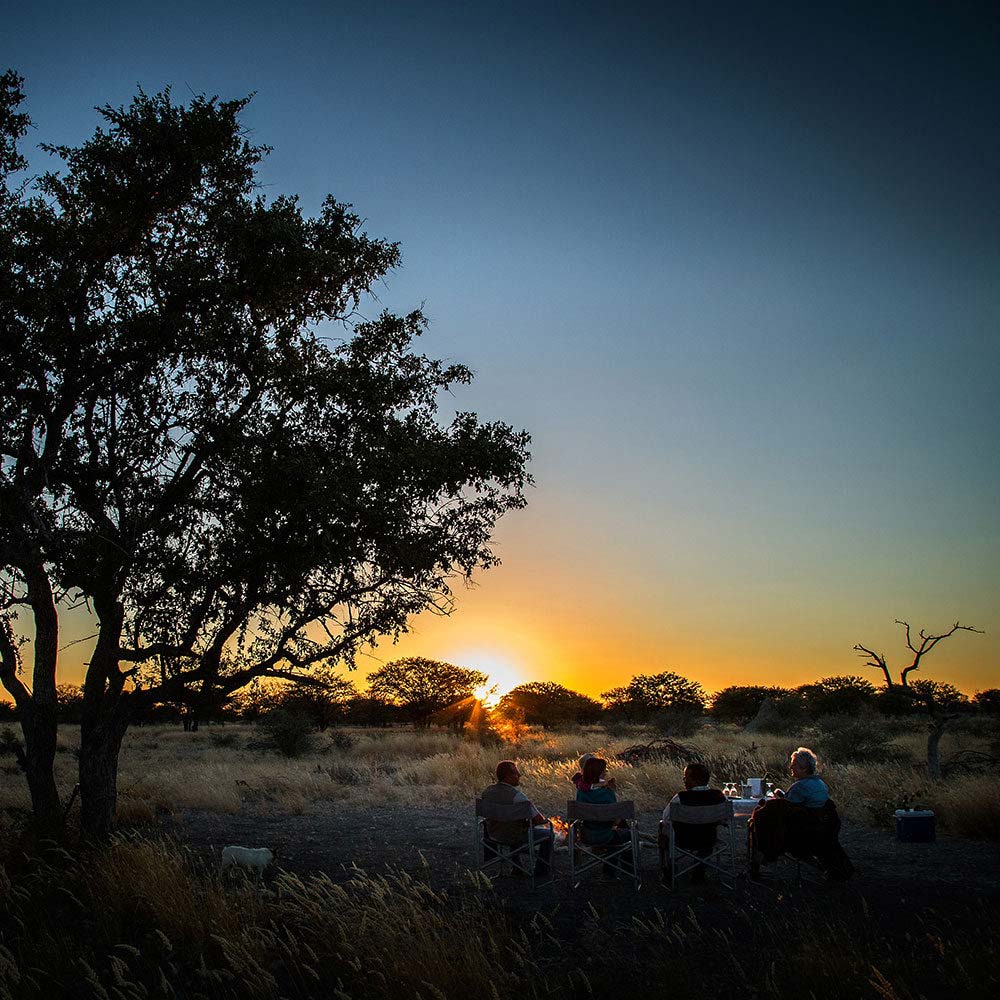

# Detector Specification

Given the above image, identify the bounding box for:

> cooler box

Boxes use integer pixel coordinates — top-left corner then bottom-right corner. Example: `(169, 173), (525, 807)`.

(894, 809), (935, 842)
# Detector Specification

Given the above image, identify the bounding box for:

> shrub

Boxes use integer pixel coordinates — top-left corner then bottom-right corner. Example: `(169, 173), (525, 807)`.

(743, 693), (807, 734)
(328, 730), (357, 751)
(813, 713), (908, 765)
(261, 708), (315, 758)
(209, 730), (240, 748)
(649, 708), (702, 738)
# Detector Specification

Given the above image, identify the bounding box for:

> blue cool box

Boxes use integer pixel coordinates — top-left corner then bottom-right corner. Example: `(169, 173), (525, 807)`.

(894, 809), (936, 842)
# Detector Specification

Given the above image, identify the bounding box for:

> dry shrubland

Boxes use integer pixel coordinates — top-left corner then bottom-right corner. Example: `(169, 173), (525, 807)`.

(2, 716), (996, 841)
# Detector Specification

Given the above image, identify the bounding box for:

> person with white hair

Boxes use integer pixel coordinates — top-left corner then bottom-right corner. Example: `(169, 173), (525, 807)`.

(774, 747), (829, 808)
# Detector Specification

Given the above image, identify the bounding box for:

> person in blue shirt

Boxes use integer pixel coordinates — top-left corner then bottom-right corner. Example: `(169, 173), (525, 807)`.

(575, 756), (635, 880)
(775, 747), (829, 808)
(575, 755), (621, 845)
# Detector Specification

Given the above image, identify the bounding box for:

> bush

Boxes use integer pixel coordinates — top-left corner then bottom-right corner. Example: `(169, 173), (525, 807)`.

(813, 713), (908, 765)
(261, 708), (315, 758)
(328, 730), (357, 751)
(209, 730), (240, 748)
(649, 708), (702, 738)
(743, 693), (807, 735)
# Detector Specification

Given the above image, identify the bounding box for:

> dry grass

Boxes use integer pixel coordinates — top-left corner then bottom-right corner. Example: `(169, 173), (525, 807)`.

(2, 718), (998, 840)
(0, 836), (997, 1000)
(0, 836), (543, 1000)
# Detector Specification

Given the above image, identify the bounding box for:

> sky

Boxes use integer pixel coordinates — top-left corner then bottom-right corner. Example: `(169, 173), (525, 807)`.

(4, 2), (999, 698)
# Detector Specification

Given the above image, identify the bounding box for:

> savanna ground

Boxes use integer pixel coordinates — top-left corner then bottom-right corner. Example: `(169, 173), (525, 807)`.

(2, 718), (999, 999)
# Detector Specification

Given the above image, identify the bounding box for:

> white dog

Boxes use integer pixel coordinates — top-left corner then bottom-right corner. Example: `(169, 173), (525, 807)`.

(221, 845), (274, 877)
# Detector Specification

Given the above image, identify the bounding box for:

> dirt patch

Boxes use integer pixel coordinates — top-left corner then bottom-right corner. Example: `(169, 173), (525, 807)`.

(164, 803), (1000, 933)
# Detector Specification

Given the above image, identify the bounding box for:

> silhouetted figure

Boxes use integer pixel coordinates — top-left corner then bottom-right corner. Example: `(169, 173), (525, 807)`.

(661, 761), (726, 883)
(480, 760), (553, 876)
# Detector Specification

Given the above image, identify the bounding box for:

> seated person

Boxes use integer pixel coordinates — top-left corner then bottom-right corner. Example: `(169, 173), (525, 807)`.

(661, 762), (726, 882)
(480, 760), (553, 875)
(575, 755), (632, 876)
(575, 756), (624, 843)
(749, 748), (852, 880)
(773, 747), (829, 807)
(570, 752), (598, 791)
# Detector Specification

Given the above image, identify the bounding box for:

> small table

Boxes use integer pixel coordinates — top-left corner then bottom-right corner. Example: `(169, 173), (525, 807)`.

(730, 797), (762, 819)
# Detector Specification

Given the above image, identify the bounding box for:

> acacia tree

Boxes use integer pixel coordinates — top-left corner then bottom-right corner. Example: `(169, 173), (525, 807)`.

(797, 675), (877, 717)
(710, 685), (794, 725)
(602, 670), (706, 722)
(497, 681), (601, 728)
(854, 620), (982, 777)
(366, 657), (487, 728)
(0, 74), (530, 838)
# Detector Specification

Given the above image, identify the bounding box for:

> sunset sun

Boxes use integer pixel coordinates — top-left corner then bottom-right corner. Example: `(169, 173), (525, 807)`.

(462, 651), (524, 706)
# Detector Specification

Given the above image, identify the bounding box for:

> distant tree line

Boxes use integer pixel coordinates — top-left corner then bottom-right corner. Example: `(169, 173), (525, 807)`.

(2, 663), (995, 736)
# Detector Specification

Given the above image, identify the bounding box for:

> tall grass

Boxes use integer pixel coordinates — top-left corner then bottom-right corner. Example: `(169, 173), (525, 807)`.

(0, 837), (996, 1000)
(0, 837), (546, 1000)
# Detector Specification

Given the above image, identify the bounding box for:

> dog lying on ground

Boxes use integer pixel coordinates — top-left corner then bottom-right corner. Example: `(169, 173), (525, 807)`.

(221, 845), (274, 877)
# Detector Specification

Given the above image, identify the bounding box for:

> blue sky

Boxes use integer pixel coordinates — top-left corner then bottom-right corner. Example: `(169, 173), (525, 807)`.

(5, 2), (998, 693)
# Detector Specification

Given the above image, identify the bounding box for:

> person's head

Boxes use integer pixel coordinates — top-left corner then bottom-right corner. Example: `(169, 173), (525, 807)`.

(789, 747), (818, 779)
(683, 762), (711, 789)
(578, 752), (595, 772)
(496, 760), (520, 785)
(582, 756), (608, 786)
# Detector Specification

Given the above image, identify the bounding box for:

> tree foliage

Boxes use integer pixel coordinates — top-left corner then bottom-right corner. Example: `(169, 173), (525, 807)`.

(496, 681), (601, 728)
(0, 74), (529, 836)
(973, 689), (1000, 715)
(276, 672), (357, 730)
(710, 685), (794, 725)
(602, 670), (706, 721)
(797, 675), (877, 718)
(366, 657), (487, 728)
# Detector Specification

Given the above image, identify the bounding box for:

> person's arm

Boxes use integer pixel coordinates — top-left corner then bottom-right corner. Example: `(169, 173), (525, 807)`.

(514, 788), (547, 824)
(782, 780), (805, 804)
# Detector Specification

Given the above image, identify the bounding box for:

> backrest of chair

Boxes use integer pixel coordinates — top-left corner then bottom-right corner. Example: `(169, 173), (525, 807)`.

(567, 799), (635, 821)
(475, 797), (533, 821)
(668, 798), (732, 826)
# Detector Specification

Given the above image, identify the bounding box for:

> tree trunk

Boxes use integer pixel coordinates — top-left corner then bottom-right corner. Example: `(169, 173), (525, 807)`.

(19, 705), (62, 834)
(79, 599), (130, 841)
(927, 718), (947, 780)
(0, 564), (63, 835)
(78, 720), (128, 841)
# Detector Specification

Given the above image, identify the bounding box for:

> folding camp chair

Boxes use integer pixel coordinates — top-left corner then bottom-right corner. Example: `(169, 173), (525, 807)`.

(567, 799), (641, 889)
(747, 799), (852, 888)
(661, 797), (736, 889)
(474, 798), (554, 889)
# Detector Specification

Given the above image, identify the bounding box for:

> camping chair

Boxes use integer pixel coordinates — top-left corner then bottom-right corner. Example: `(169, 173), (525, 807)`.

(567, 800), (641, 889)
(748, 799), (852, 887)
(474, 798), (554, 889)
(661, 797), (736, 889)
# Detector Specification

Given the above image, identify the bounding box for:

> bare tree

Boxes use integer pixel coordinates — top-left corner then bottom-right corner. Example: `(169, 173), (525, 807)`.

(854, 620), (983, 778)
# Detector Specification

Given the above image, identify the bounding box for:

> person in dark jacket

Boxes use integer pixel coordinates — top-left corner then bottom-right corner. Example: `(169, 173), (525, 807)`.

(661, 762), (726, 883)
